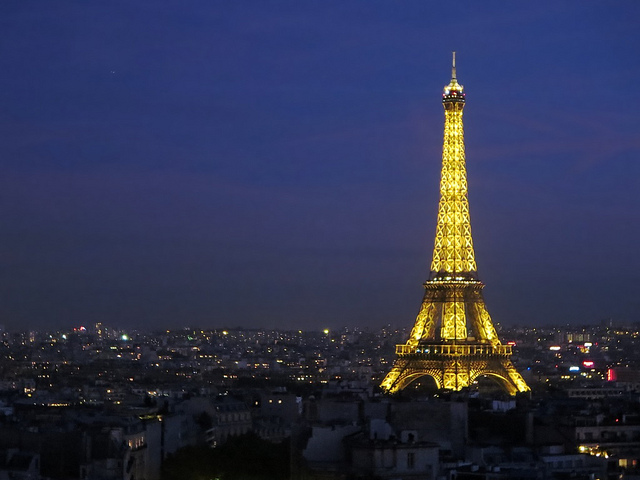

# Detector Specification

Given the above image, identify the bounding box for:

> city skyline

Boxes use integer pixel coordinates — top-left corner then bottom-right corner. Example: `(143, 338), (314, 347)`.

(0, 2), (639, 331)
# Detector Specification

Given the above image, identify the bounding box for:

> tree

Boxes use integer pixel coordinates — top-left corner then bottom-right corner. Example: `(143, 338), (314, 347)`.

(161, 433), (290, 480)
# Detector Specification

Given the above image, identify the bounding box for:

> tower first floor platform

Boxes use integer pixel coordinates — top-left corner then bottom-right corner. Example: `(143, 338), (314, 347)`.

(380, 343), (529, 395)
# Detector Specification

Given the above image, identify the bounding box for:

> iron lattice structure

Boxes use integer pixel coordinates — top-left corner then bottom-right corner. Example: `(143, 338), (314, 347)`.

(380, 54), (529, 395)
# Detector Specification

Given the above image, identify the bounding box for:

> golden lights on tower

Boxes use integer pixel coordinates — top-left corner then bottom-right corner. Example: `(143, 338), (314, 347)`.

(431, 50), (475, 277)
(380, 53), (529, 395)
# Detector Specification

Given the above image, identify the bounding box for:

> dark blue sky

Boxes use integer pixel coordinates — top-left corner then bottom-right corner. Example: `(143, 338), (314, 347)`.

(0, 2), (638, 331)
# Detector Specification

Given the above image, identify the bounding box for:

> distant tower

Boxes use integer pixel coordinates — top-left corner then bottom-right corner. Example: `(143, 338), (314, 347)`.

(380, 54), (529, 395)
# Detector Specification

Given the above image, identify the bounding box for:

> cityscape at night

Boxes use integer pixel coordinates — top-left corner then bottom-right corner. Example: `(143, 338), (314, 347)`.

(3, 320), (640, 478)
(0, 2), (639, 480)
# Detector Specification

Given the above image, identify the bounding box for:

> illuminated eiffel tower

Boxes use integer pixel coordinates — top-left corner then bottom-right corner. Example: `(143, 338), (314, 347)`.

(380, 54), (529, 395)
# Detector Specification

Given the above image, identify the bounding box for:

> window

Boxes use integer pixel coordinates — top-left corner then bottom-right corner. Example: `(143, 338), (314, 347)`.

(407, 452), (415, 469)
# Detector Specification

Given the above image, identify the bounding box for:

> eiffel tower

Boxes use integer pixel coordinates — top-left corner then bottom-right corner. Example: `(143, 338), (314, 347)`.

(380, 53), (529, 395)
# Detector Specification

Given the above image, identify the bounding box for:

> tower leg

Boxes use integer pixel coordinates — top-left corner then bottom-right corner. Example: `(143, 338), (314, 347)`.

(382, 355), (529, 395)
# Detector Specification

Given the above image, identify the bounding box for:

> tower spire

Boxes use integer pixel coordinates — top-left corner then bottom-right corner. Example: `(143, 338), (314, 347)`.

(443, 52), (463, 96)
(452, 51), (456, 80)
(379, 57), (529, 396)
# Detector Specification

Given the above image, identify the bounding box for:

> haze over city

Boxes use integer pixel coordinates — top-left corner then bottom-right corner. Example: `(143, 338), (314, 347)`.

(0, 2), (638, 331)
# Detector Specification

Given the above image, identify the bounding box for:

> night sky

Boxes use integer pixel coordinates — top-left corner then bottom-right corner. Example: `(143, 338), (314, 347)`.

(0, 2), (639, 331)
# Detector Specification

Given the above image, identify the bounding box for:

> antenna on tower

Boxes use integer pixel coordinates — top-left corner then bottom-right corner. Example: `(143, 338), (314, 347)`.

(452, 51), (457, 80)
